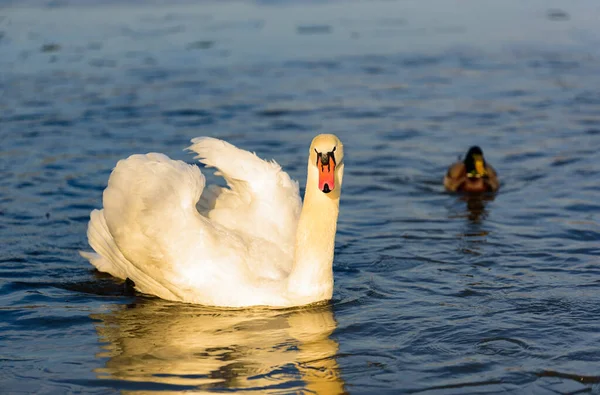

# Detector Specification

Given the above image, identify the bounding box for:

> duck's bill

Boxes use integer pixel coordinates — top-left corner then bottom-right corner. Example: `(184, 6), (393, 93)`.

(318, 162), (336, 193)
(475, 159), (486, 176)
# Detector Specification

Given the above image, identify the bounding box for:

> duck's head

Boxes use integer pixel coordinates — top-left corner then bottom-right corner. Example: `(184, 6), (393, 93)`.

(308, 134), (344, 195)
(463, 146), (488, 179)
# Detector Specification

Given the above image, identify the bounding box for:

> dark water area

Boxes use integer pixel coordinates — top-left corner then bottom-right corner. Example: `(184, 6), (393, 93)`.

(1, 0), (600, 393)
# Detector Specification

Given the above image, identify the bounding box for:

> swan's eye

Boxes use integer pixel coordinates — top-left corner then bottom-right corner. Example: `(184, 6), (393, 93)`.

(314, 149), (336, 169)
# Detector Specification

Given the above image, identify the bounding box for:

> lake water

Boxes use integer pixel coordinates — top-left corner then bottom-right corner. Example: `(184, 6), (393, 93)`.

(1, 1), (600, 393)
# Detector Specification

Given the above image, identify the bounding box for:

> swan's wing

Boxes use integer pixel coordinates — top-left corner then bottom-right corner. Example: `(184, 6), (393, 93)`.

(188, 137), (302, 251)
(99, 153), (259, 302)
(80, 209), (181, 301)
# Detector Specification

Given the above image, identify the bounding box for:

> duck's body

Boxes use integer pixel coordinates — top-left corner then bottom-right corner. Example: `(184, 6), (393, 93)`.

(444, 146), (499, 193)
(81, 135), (345, 308)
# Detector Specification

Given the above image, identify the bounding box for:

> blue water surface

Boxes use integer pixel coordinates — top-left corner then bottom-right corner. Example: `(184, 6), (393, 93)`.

(1, 0), (600, 393)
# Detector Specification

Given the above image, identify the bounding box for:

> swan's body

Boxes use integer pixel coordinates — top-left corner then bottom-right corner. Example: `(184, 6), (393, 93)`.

(81, 134), (344, 308)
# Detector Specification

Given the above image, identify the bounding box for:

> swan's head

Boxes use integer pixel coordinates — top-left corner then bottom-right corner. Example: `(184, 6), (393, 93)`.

(308, 134), (344, 195)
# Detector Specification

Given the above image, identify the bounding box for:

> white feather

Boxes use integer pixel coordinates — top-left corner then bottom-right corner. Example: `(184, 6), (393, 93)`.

(80, 135), (344, 308)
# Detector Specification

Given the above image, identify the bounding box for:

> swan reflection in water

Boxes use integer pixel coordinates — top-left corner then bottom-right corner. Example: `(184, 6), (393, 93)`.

(91, 298), (345, 394)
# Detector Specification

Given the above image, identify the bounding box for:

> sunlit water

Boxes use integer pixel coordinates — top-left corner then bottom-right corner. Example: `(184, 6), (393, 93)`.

(1, 1), (600, 393)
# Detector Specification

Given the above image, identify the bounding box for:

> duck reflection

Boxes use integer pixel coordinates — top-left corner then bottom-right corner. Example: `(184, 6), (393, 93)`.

(91, 298), (345, 394)
(461, 194), (495, 223)
(447, 194), (495, 256)
(447, 193), (495, 224)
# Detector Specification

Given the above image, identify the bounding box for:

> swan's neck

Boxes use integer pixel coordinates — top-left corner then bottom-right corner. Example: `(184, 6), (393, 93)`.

(287, 167), (341, 303)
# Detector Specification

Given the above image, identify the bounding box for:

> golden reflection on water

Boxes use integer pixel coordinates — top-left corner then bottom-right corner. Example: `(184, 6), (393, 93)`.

(91, 298), (345, 394)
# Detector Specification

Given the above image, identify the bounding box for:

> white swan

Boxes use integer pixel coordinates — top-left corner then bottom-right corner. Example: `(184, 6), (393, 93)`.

(80, 134), (345, 308)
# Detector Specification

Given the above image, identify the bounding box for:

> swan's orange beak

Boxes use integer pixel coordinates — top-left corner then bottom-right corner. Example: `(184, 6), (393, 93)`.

(318, 161), (335, 194)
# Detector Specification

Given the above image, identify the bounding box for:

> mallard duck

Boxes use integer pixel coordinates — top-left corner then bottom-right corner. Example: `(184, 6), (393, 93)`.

(444, 146), (499, 193)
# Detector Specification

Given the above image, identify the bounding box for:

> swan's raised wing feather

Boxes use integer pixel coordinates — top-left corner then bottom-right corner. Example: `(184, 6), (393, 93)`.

(83, 151), (294, 305)
(189, 137), (302, 251)
(100, 153), (251, 300)
(82, 139), (304, 306)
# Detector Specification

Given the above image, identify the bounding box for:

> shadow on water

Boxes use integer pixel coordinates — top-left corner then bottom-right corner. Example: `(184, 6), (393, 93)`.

(90, 298), (346, 394)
